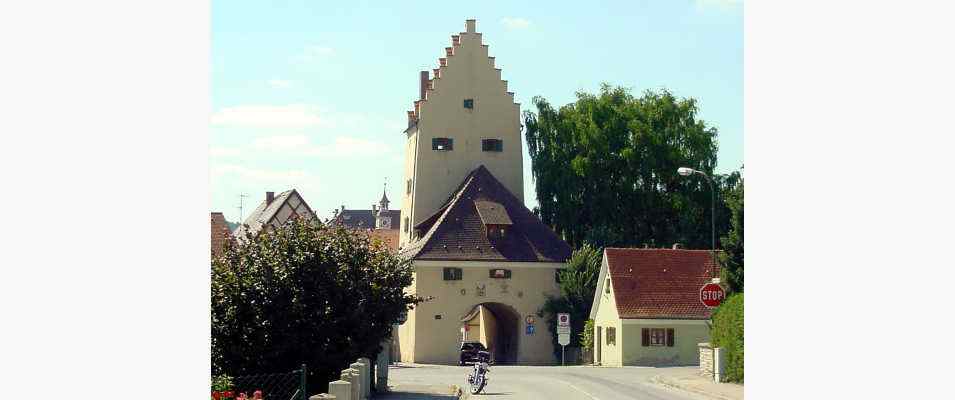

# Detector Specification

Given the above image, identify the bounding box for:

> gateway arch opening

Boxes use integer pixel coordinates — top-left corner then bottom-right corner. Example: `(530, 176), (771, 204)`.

(460, 302), (520, 364)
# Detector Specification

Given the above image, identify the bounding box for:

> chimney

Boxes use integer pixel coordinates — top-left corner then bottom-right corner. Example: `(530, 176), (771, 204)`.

(419, 70), (429, 100)
(266, 191), (275, 206)
(465, 19), (476, 33)
(672, 243), (682, 249)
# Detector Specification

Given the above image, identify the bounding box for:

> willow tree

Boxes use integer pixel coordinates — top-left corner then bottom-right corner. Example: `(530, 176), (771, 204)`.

(524, 84), (727, 249)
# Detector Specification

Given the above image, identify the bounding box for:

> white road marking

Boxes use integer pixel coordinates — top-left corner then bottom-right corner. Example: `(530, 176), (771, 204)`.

(562, 380), (602, 400)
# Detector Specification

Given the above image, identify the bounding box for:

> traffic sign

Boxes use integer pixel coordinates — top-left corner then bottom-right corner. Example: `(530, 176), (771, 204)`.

(558, 332), (570, 346)
(556, 326), (571, 335)
(525, 315), (536, 325)
(557, 313), (570, 327)
(700, 283), (726, 308)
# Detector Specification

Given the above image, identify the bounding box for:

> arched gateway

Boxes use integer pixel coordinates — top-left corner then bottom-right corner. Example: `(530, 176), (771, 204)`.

(460, 302), (520, 363)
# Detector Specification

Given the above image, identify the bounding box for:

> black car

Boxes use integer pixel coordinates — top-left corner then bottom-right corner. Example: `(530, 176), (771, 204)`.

(459, 341), (489, 365)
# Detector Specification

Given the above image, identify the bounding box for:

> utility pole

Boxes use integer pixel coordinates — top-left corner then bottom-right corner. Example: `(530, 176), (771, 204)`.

(236, 193), (248, 223)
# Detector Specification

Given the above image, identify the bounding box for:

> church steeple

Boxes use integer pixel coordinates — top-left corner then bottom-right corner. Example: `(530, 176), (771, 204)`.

(379, 182), (390, 213)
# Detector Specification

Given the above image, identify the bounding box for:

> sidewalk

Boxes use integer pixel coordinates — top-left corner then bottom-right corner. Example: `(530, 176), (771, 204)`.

(650, 368), (743, 400)
(374, 383), (458, 399)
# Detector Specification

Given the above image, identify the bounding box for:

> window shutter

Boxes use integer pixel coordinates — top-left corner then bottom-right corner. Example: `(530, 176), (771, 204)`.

(666, 328), (675, 347)
(443, 268), (451, 280)
(641, 328), (649, 347)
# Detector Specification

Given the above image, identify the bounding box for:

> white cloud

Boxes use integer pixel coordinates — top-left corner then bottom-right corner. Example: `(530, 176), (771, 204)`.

(209, 146), (241, 158)
(210, 104), (324, 128)
(501, 17), (531, 30)
(305, 136), (392, 158)
(247, 134), (392, 158)
(210, 164), (311, 184)
(252, 134), (311, 151)
(267, 78), (292, 89)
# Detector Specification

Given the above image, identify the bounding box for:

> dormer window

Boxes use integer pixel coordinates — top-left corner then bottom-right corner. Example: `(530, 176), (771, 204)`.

(432, 137), (453, 151)
(474, 200), (513, 241)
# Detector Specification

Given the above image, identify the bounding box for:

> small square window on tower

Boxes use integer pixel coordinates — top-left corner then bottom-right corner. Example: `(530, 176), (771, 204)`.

(463, 99), (474, 109)
(482, 139), (503, 152)
(432, 137), (453, 151)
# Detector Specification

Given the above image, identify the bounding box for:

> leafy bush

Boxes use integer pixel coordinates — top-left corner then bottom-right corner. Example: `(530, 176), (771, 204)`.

(710, 293), (743, 382)
(580, 319), (595, 351)
(542, 244), (602, 362)
(212, 219), (418, 394)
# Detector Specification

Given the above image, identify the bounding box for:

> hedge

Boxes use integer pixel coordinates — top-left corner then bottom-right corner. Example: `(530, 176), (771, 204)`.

(710, 293), (743, 382)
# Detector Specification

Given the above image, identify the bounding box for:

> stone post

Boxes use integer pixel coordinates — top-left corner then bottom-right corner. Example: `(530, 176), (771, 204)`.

(698, 343), (714, 378)
(327, 380), (351, 400)
(343, 368), (360, 400)
(714, 347), (726, 383)
(358, 357), (372, 399)
(350, 362), (365, 399)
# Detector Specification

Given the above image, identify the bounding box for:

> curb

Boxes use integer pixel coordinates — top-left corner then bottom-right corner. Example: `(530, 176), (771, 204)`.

(650, 375), (738, 400)
(450, 384), (468, 400)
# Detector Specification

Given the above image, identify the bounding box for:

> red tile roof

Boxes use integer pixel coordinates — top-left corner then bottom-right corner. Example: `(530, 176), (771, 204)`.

(210, 212), (233, 259)
(604, 248), (721, 319)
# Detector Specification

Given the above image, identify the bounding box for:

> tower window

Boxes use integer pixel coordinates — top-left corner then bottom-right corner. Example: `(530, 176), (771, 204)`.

(463, 99), (474, 109)
(489, 269), (511, 279)
(482, 139), (503, 152)
(443, 267), (463, 280)
(406, 179), (412, 194)
(432, 137), (453, 151)
(404, 217), (409, 233)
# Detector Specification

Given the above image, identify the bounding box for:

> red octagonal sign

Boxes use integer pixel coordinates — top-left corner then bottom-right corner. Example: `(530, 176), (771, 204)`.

(700, 283), (726, 308)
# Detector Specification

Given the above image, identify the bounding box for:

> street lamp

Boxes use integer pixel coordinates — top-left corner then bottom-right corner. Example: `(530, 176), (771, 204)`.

(678, 167), (717, 280)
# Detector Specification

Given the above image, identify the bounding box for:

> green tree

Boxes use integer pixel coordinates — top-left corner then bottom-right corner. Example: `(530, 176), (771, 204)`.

(710, 293), (743, 382)
(542, 244), (602, 361)
(211, 219), (418, 394)
(719, 171), (744, 293)
(524, 84), (731, 249)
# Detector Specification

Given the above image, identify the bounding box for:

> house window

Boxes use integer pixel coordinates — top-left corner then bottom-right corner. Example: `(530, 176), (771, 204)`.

(443, 267), (463, 281)
(463, 99), (474, 109)
(642, 328), (675, 347)
(403, 217), (409, 233)
(606, 327), (616, 346)
(489, 269), (511, 279)
(481, 139), (503, 152)
(605, 278), (611, 293)
(432, 137), (453, 151)
(406, 179), (412, 195)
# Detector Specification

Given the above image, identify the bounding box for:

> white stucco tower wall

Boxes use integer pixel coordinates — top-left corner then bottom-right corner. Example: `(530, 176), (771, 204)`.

(399, 19), (523, 248)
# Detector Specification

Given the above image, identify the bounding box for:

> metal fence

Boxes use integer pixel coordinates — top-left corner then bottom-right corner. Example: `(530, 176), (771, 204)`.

(230, 364), (307, 400)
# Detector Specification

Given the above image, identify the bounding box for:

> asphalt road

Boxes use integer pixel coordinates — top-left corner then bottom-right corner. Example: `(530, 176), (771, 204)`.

(387, 363), (711, 400)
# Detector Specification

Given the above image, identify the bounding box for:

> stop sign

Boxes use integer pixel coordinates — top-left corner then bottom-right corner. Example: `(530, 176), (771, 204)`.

(700, 283), (726, 308)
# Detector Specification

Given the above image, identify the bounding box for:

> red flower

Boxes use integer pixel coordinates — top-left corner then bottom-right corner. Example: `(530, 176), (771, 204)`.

(212, 391), (221, 400)
(223, 391), (233, 398)
(253, 390), (263, 399)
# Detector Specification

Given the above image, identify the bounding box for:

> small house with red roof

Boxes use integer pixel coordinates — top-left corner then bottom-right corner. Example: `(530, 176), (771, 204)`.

(589, 248), (720, 366)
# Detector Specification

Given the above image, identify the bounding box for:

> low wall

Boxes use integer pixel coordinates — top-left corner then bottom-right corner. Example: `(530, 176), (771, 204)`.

(698, 342), (714, 378)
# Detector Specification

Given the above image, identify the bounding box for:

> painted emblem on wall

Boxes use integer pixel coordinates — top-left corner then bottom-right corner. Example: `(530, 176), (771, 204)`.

(460, 288), (467, 296)
(476, 284), (486, 297)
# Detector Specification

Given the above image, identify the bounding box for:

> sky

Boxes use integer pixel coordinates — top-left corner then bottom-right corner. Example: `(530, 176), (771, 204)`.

(210, 0), (742, 224)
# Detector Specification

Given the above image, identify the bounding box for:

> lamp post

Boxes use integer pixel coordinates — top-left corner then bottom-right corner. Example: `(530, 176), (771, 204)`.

(678, 167), (717, 280)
